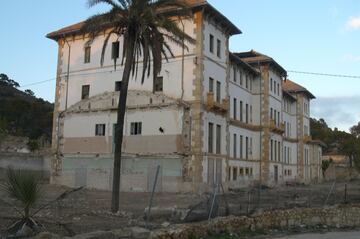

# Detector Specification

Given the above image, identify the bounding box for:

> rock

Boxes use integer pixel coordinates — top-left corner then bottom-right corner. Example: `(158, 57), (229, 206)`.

(161, 222), (170, 228)
(34, 232), (61, 239)
(16, 224), (33, 237)
(112, 228), (131, 238)
(72, 231), (115, 239)
(131, 227), (150, 239)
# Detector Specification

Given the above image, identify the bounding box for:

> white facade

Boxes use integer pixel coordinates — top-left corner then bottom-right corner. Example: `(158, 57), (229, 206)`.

(48, 1), (322, 192)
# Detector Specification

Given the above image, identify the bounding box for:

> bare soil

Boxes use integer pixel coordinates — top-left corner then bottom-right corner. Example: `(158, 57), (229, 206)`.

(1, 179), (360, 237)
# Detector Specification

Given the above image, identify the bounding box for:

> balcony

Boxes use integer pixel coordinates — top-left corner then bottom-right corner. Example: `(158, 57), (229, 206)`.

(230, 119), (262, 131)
(303, 135), (312, 143)
(270, 120), (285, 134)
(206, 92), (229, 113)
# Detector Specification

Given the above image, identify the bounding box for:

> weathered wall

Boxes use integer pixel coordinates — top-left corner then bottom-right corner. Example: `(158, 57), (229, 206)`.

(150, 204), (360, 239)
(0, 153), (51, 181)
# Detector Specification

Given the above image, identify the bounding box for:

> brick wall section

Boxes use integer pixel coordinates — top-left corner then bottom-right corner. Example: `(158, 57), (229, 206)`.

(189, 11), (205, 191)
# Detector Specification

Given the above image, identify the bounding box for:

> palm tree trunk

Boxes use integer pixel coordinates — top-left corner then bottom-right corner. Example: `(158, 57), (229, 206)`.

(111, 35), (136, 213)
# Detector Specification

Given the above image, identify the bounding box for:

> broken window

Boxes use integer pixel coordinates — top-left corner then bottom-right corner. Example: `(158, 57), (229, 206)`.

(239, 167), (244, 176)
(154, 76), (163, 92)
(111, 41), (120, 59)
(81, 85), (90, 100)
(209, 34), (214, 53)
(84, 46), (91, 63)
(208, 123), (214, 153)
(95, 124), (106, 136)
(130, 122), (142, 135)
(115, 81), (122, 92)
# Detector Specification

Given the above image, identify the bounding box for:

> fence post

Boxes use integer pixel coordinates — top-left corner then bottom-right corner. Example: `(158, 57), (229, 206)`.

(146, 165), (160, 227)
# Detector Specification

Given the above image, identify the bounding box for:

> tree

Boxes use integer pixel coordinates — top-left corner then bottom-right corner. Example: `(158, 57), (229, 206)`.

(350, 122), (360, 139)
(0, 73), (20, 88)
(81, 0), (194, 212)
(25, 89), (35, 97)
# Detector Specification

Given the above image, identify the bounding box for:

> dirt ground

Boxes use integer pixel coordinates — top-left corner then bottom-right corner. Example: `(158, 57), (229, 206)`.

(1, 179), (360, 237)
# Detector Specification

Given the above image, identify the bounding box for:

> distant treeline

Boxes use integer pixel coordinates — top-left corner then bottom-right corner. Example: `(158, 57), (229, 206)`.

(0, 73), (53, 140)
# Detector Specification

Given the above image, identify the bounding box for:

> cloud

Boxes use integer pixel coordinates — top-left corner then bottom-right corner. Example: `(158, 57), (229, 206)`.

(342, 54), (360, 62)
(312, 96), (360, 132)
(346, 16), (360, 30)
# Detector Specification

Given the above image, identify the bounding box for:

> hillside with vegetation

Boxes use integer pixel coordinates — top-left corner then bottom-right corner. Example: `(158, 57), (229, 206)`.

(0, 73), (53, 146)
(311, 118), (360, 169)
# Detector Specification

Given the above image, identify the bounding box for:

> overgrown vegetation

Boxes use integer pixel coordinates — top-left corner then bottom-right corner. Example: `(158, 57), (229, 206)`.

(0, 73), (53, 141)
(311, 118), (360, 171)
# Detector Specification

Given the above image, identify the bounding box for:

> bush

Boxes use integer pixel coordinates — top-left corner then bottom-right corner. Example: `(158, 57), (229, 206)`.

(27, 139), (39, 152)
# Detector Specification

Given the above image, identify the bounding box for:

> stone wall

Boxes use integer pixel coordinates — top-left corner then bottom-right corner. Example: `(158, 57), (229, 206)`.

(150, 204), (360, 239)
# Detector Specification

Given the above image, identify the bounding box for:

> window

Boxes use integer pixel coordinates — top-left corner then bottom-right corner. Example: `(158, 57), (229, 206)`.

(233, 98), (237, 120)
(216, 39), (221, 58)
(274, 80), (276, 95)
(277, 83), (280, 96)
(240, 101), (243, 122)
(246, 137), (249, 160)
(216, 81), (221, 103)
(270, 108), (273, 120)
(233, 134), (237, 158)
(274, 140), (277, 162)
(115, 81), (122, 92)
(232, 167), (237, 181)
(95, 124), (106, 136)
(209, 34), (214, 53)
(84, 46), (91, 63)
(239, 168), (244, 176)
(246, 75), (249, 89)
(233, 67), (237, 82)
(250, 76), (253, 91)
(250, 137), (253, 155)
(130, 122), (142, 135)
(154, 76), (163, 92)
(270, 78), (273, 92)
(250, 105), (253, 122)
(245, 168), (249, 175)
(208, 123), (214, 153)
(277, 112), (280, 126)
(284, 146), (287, 163)
(209, 77), (214, 93)
(111, 41), (120, 59)
(246, 104), (249, 124)
(216, 124), (221, 154)
(240, 71), (243, 85)
(278, 141), (281, 162)
(81, 85), (90, 100)
(270, 140), (273, 161)
(240, 135), (243, 159)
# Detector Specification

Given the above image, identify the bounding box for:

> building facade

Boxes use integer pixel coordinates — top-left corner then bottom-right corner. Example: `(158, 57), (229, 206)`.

(47, 0), (322, 192)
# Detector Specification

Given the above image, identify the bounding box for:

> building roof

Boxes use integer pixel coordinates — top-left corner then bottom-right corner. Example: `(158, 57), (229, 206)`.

(283, 79), (315, 99)
(234, 50), (287, 77)
(282, 90), (297, 102)
(46, 0), (241, 40)
(229, 53), (259, 75)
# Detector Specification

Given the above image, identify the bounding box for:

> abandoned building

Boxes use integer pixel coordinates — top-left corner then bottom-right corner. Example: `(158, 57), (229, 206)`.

(47, 0), (323, 192)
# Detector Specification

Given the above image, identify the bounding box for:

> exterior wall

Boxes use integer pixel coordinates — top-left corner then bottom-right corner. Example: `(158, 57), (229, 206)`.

(50, 7), (323, 192)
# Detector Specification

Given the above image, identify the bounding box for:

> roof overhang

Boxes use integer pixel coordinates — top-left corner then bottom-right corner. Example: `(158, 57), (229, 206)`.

(229, 53), (259, 75)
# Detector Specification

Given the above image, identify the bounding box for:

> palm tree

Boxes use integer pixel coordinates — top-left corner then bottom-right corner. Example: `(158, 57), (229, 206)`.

(81, 0), (194, 212)
(1, 168), (42, 235)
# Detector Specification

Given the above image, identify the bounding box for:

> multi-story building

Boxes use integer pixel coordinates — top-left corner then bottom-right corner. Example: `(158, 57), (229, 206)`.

(47, 0), (322, 192)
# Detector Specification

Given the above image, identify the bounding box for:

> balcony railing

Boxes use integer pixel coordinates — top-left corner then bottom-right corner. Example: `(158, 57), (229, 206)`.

(270, 120), (285, 134)
(206, 92), (229, 113)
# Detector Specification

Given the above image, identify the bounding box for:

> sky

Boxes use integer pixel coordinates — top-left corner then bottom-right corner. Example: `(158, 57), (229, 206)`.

(1, 1), (359, 131)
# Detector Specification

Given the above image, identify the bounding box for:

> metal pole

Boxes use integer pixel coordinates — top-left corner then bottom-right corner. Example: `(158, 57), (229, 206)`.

(146, 165), (160, 227)
(208, 183), (218, 220)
